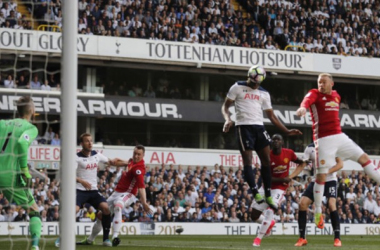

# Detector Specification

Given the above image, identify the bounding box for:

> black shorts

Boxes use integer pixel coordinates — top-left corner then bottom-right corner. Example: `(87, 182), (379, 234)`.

(76, 189), (106, 209)
(236, 125), (271, 152)
(302, 180), (338, 201)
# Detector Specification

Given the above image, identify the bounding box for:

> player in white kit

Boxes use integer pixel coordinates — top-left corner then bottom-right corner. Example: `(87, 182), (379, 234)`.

(56, 133), (115, 247)
(222, 67), (302, 210)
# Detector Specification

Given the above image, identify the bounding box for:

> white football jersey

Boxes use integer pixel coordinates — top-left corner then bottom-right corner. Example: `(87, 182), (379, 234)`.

(227, 81), (272, 126)
(76, 150), (109, 191)
(304, 143), (337, 182)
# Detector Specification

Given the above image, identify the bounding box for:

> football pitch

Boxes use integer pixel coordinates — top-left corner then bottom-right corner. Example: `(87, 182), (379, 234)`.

(1, 235), (380, 250)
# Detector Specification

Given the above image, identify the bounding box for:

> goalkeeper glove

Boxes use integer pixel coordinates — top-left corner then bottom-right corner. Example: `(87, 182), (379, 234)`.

(20, 167), (32, 188)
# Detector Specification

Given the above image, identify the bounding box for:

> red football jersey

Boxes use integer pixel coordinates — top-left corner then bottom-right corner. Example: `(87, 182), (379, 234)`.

(115, 159), (146, 195)
(270, 148), (298, 190)
(301, 89), (342, 140)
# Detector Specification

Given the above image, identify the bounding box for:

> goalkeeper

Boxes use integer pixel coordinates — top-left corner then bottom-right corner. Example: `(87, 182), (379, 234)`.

(0, 96), (41, 250)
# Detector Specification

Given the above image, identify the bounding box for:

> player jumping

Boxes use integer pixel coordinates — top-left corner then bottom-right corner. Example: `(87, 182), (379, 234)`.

(296, 73), (380, 229)
(222, 67), (302, 210)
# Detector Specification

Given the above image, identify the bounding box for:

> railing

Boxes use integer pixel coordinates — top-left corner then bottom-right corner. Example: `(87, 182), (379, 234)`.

(284, 45), (306, 52)
(37, 25), (61, 32)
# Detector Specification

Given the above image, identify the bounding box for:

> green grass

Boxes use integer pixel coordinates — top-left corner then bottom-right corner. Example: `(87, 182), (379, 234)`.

(1, 235), (380, 250)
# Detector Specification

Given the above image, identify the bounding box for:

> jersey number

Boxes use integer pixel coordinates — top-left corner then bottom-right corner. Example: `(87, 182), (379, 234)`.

(1, 132), (12, 153)
(329, 186), (336, 196)
(263, 131), (271, 141)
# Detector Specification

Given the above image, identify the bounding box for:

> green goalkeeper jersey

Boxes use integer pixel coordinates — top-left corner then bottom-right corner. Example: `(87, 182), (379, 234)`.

(0, 118), (38, 187)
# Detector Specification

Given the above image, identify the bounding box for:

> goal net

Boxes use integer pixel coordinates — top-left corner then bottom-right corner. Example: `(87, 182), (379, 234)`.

(0, 0), (78, 249)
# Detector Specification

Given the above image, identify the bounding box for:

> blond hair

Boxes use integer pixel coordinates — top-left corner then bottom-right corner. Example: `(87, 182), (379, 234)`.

(318, 73), (333, 81)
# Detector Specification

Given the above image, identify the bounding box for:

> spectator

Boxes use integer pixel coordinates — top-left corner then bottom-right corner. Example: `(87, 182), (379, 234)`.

(3, 74), (16, 88)
(143, 85), (156, 98)
(228, 211), (240, 222)
(364, 193), (377, 214)
(171, 87), (181, 99)
(30, 75), (41, 89)
(138, 211), (151, 222)
(44, 127), (55, 144)
(51, 133), (61, 146)
(16, 75), (29, 88)
(13, 208), (27, 222)
(41, 80), (51, 91)
(340, 97), (350, 109)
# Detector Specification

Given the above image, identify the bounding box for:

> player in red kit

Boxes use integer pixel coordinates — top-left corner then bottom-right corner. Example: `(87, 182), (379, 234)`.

(251, 134), (307, 247)
(106, 145), (152, 246)
(296, 73), (380, 229)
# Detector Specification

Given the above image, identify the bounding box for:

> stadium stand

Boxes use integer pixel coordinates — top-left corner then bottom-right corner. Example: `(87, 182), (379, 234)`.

(1, 0), (380, 57)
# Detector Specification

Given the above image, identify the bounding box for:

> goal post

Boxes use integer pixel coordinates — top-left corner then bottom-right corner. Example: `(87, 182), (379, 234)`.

(60, 0), (78, 249)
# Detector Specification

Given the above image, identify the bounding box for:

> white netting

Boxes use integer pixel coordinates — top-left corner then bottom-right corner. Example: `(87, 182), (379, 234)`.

(0, 1), (64, 249)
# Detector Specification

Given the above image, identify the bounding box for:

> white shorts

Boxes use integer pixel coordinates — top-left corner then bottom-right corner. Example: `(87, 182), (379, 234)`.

(316, 133), (364, 174)
(107, 191), (136, 213)
(250, 188), (285, 211)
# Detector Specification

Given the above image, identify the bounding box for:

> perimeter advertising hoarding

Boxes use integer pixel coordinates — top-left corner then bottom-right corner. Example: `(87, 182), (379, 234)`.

(0, 222), (378, 236)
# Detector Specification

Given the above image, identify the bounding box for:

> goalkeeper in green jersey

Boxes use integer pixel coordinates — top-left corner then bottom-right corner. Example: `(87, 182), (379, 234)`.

(0, 96), (41, 250)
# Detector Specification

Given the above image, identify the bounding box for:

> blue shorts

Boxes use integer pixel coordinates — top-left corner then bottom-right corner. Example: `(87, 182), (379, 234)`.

(76, 189), (106, 209)
(235, 125), (271, 152)
(302, 180), (338, 200)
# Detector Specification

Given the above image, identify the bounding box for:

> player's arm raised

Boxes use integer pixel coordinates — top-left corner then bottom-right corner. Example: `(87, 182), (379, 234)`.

(328, 157), (344, 174)
(109, 158), (132, 167)
(265, 109), (302, 136)
(296, 90), (318, 117)
(222, 98), (234, 132)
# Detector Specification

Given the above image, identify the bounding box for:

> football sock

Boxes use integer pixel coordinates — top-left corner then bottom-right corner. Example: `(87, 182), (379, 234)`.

(330, 210), (340, 239)
(102, 213), (112, 241)
(313, 180), (325, 214)
(260, 166), (272, 197)
(243, 165), (258, 195)
(88, 219), (102, 242)
(257, 209), (273, 239)
(362, 161), (380, 183)
(29, 211), (42, 246)
(112, 204), (123, 239)
(298, 210), (307, 239)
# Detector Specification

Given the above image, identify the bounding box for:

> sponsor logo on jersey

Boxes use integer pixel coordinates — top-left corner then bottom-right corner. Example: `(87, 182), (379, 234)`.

(273, 165), (287, 173)
(320, 160), (325, 165)
(325, 101), (339, 108)
(85, 163), (98, 169)
(243, 93), (260, 100)
(283, 158), (289, 164)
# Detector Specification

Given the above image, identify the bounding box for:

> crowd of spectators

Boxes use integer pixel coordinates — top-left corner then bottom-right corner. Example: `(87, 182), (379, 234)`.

(2, 0), (380, 57)
(102, 80), (196, 100)
(4, 0), (380, 58)
(0, 72), (60, 90)
(1, 163), (380, 225)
